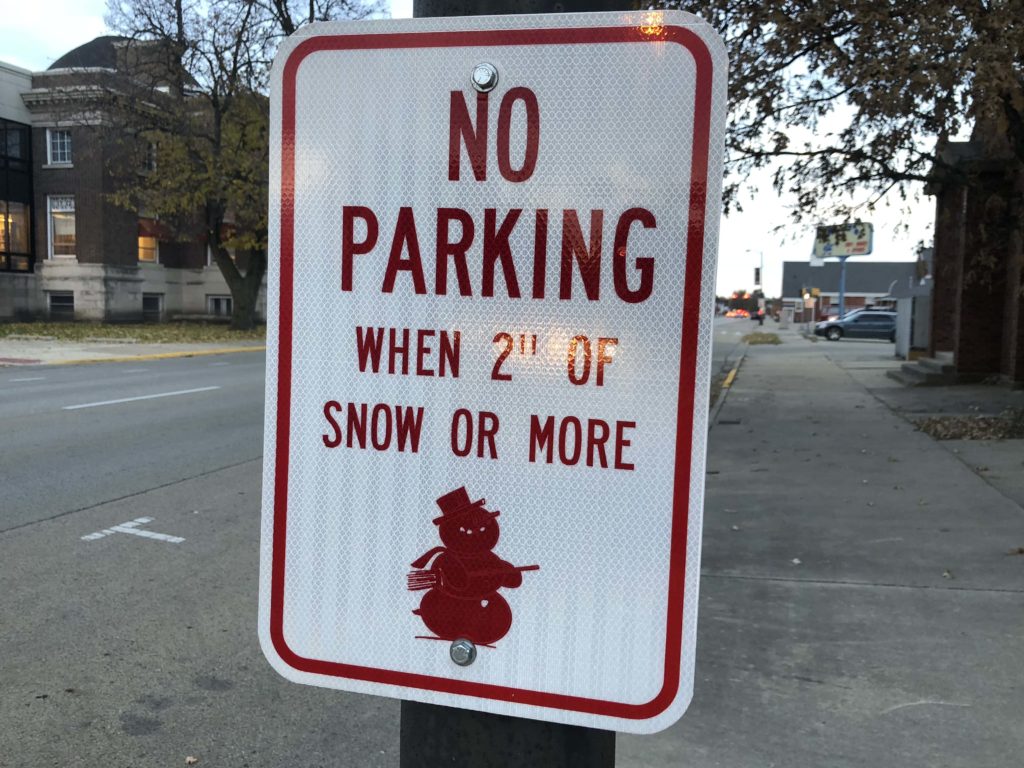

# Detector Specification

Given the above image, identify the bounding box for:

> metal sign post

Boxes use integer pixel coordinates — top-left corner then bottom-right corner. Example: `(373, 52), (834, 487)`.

(261, 7), (726, 765)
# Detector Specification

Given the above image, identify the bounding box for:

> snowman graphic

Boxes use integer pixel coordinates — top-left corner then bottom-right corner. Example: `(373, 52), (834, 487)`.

(407, 486), (539, 647)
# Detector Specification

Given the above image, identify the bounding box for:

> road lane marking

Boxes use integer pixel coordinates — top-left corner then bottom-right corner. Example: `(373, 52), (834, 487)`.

(63, 385), (220, 410)
(82, 516), (184, 544)
(208, 361), (230, 367)
(9, 376), (46, 382)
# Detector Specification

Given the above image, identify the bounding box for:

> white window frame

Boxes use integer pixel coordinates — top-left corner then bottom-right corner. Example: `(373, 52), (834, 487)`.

(47, 291), (75, 319)
(47, 195), (76, 259)
(207, 294), (232, 317)
(46, 128), (73, 166)
(142, 292), (164, 321)
(206, 244), (237, 267)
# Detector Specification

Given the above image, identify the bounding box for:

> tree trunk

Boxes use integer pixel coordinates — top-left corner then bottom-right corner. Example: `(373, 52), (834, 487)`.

(205, 201), (266, 331)
(228, 250), (267, 330)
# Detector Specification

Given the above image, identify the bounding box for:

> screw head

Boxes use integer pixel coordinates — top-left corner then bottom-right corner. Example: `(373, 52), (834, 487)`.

(471, 63), (498, 93)
(449, 638), (477, 666)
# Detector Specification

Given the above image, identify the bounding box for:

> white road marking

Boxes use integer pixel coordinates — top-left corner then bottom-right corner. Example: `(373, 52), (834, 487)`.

(81, 516), (184, 544)
(122, 368), (148, 373)
(9, 376), (46, 382)
(208, 361), (230, 367)
(63, 385), (220, 411)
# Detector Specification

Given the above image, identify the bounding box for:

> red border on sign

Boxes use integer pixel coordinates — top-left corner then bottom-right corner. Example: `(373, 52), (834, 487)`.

(271, 24), (715, 721)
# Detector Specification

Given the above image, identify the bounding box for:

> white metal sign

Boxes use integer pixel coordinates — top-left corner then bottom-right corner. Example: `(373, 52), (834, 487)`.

(813, 222), (874, 258)
(260, 11), (726, 734)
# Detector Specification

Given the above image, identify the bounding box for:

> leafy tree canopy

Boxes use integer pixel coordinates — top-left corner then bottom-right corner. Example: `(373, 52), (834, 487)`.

(661, 1), (1024, 225)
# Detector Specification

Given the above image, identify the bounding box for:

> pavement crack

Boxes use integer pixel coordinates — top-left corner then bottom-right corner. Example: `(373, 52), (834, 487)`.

(701, 571), (1024, 595)
(880, 700), (971, 716)
(0, 456), (263, 537)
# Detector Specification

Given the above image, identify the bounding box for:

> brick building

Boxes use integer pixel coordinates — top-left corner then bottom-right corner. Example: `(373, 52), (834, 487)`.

(928, 140), (1024, 385)
(0, 36), (265, 322)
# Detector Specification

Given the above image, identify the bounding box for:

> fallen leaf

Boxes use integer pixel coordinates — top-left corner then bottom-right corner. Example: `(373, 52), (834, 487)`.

(791, 558), (802, 565)
(942, 570), (953, 579)
(186, 758), (199, 766)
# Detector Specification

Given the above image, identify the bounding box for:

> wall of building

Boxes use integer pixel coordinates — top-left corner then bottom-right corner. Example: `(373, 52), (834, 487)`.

(0, 62), (32, 123)
(0, 52), (268, 326)
(1, 262), (265, 322)
(31, 125), (138, 266)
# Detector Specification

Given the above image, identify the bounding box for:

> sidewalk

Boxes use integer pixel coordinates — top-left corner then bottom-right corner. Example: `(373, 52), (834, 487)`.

(619, 326), (1024, 767)
(0, 337), (265, 366)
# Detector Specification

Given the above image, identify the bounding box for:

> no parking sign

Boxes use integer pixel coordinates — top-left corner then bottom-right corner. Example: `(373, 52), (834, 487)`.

(260, 11), (726, 733)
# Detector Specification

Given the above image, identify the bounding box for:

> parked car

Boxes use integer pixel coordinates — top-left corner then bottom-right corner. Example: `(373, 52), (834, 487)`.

(814, 309), (897, 341)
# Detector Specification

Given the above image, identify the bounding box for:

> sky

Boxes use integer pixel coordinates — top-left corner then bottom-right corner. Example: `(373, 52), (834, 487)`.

(0, 0), (932, 297)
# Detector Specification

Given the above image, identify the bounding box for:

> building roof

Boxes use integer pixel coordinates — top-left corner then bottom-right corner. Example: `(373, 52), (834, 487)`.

(780, 261), (918, 298)
(49, 36), (130, 70)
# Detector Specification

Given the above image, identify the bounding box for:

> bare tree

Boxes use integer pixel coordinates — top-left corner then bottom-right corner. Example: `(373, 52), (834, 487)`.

(104, 0), (381, 328)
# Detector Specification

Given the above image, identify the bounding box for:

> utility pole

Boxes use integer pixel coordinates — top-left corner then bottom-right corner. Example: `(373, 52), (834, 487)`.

(403, 4), (625, 764)
(837, 254), (848, 317)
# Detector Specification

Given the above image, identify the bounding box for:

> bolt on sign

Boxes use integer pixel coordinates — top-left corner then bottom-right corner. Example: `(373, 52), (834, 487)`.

(259, 11), (727, 734)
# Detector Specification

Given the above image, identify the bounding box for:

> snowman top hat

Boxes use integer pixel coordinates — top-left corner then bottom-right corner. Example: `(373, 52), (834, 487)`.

(433, 486), (501, 525)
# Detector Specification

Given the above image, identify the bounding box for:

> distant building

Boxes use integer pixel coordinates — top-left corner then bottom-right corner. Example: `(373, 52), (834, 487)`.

(0, 36), (264, 322)
(780, 260), (918, 319)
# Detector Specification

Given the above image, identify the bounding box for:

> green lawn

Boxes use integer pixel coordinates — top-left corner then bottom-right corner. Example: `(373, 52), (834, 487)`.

(0, 322), (265, 344)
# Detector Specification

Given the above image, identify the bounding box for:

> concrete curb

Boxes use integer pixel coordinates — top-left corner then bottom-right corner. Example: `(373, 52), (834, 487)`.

(710, 347), (746, 429)
(48, 345), (267, 366)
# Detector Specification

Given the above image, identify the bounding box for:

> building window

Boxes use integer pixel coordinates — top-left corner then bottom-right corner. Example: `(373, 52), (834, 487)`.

(48, 291), (74, 320)
(1, 118), (33, 273)
(205, 244), (237, 267)
(0, 201), (31, 271)
(48, 196), (76, 258)
(138, 236), (158, 263)
(144, 142), (157, 172)
(47, 129), (72, 165)
(207, 295), (232, 317)
(142, 293), (163, 322)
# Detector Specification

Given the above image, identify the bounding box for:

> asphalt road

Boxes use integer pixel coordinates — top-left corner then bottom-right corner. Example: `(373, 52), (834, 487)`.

(2, 317), (745, 535)
(711, 315), (755, 374)
(0, 318), (744, 767)
(0, 354), (265, 533)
